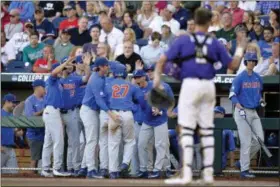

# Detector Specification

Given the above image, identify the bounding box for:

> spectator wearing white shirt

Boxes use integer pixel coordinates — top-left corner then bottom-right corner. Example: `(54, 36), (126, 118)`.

(148, 4), (180, 36)
(1, 31), (9, 67)
(4, 9), (23, 40)
(114, 28), (140, 59)
(160, 22), (175, 51)
(137, 1), (158, 39)
(5, 21), (33, 61)
(140, 32), (164, 66)
(208, 10), (222, 33)
(265, 39), (279, 75)
(99, 16), (124, 53)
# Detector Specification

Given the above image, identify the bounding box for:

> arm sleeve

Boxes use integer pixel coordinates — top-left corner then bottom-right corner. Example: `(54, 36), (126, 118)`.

(92, 78), (110, 111)
(23, 99), (35, 117)
(133, 86), (146, 110)
(229, 77), (241, 105)
(46, 22), (56, 37)
(165, 83), (175, 99)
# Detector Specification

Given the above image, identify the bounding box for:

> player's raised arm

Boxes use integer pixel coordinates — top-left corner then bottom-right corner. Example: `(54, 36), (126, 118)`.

(51, 56), (75, 77)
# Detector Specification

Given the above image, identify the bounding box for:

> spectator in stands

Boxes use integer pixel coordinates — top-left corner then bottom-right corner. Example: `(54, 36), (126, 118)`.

(99, 16), (124, 53)
(24, 79), (46, 174)
(160, 22), (175, 51)
(1, 2), (10, 31)
(242, 11), (255, 38)
(255, 1), (280, 16)
(84, 1), (99, 29)
(269, 9), (280, 38)
(229, 24), (248, 55)
(33, 7), (56, 45)
(96, 42), (111, 59)
(122, 11), (143, 40)
(83, 25), (101, 55)
(266, 39), (280, 75)
(154, 1), (168, 14)
(258, 26), (274, 60)
(4, 9), (23, 41)
(1, 93), (22, 174)
(140, 32), (164, 66)
(172, 1), (190, 30)
(59, 4), (78, 31)
(238, 1), (256, 12)
(223, 1), (244, 28)
(69, 46), (83, 59)
(38, 1), (64, 22)
(148, 4), (180, 36)
(8, 1), (34, 22)
(201, 1), (226, 13)
(236, 42), (264, 75)
(23, 31), (44, 66)
(114, 28), (140, 59)
(250, 18), (264, 42)
(33, 45), (57, 73)
(186, 18), (195, 33)
(68, 16), (91, 46)
(5, 21), (33, 62)
(108, 1), (126, 30)
(137, 1), (158, 39)
(216, 12), (235, 42)
(1, 31), (9, 67)
(54, 29), (74, 62)
(208, 10), (222, 32)
(116, 40), (143, 73)
(214, 106), (236, 170)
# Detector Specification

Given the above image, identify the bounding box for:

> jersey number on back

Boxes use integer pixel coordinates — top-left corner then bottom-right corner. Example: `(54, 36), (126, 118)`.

(112, 84), (129, 98)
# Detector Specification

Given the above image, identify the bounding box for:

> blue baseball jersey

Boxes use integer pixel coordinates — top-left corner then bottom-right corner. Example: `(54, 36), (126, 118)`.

(1, 109), (15, 146)
(82, 72), (109, 111)
(24, 94), (45, 141)
(105, 78), (145, 111)
(165, 32), (232, 80)
(142, 81), (174, 127)
(229, 70), (263, 109)
(71, 72), (86, 106)
(257, 40), (272, 59)
(45, 75), (64, 108)
(103, 76), (115, 107)
(60, 75), (83, 110)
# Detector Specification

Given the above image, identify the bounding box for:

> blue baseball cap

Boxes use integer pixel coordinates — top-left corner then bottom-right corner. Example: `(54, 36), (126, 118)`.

(64, 3), (75, 10)
(94, 57), (109, 67)
(3, 93), (19, 103)
(133, 70), (146, 77)
(214, 106), (225, 114)
(75, 55), (83, 64)
(145, 64), (155, 72)
(51, 63), (61, 71)
(108, 61), (120, 73)
(244, 52), (258, 62)
(32, 79), (46, 88)
(113, 63), (127, 78)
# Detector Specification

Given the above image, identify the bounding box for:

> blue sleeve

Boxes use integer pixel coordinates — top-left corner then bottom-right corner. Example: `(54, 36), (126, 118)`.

(20, 2), (35, 21)
(48, 75), (59, 85)
(216, 39), (233, 67)
(165, 36), (185, 61)
(229, 76), (241, 105)
(133, 85), (146, 110)
(176, 9), (189, 29)
(134, 25), (143, 39)
(24, 99), (35, 117)
(92, 77), (110, 111)
(164, 83), (175, 99)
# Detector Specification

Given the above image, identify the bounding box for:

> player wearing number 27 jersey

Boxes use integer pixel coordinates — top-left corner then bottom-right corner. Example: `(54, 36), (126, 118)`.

(105, 64), (145, 179)
(153, 8), (246, 185)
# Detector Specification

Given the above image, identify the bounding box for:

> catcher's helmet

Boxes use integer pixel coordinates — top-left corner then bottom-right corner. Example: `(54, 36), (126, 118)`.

(244, 52), (258, 66)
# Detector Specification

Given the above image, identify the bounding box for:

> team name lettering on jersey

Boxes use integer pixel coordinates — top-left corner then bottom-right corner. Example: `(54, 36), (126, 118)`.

(242, 82), (261, 88)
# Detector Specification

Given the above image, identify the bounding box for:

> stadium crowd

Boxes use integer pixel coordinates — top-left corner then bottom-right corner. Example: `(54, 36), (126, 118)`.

(1, 0), (279, 180)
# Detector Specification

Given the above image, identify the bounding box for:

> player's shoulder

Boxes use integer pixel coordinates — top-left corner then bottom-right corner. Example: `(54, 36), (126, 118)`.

(25, 94), (35, 103)
(253, 71), (263, 81)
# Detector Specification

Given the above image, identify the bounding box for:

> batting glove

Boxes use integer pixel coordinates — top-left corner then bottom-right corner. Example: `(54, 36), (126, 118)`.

(239, 109), (246, 119)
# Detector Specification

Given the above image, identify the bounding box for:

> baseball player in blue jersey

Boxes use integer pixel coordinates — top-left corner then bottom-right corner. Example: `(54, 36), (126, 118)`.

(24, 79), (46, 174)
(79, 57), (120, 178)
(214, 106), (236, 170)
(229, 52), (264, 179)
(153, 8), (247, 185)
(55, 54), (91, 176)
(135, 70), (175, 179)
(1, 94), (21, 174)
(41, 58), (75, 177)
(105, 64), (145, 179)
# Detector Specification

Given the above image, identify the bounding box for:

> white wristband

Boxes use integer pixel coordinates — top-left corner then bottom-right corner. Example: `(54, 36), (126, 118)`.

(234, 47), (244, 58)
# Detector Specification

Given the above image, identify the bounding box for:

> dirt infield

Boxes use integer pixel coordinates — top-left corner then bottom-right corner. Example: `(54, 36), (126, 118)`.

(2, 177), (279, 186)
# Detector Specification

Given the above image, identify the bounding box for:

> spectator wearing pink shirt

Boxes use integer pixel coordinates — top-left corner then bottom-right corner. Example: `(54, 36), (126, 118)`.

(224, 1), (244, 28)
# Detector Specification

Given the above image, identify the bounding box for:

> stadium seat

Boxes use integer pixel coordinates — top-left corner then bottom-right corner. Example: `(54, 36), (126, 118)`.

(5, 61), (32, 73)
